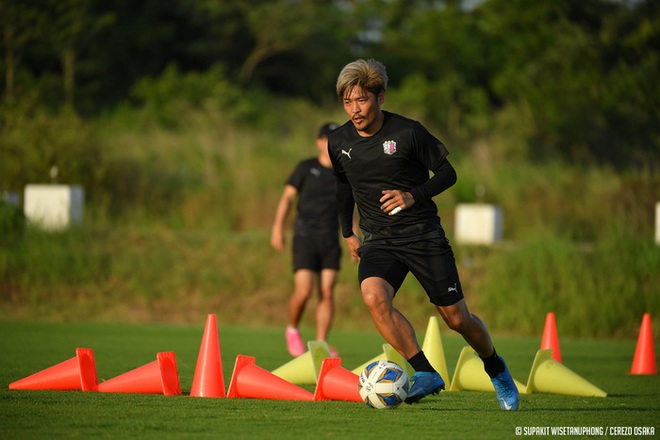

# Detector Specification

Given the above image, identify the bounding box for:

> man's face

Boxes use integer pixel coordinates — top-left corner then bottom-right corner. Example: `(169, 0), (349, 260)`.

(342, 86), (384, 137)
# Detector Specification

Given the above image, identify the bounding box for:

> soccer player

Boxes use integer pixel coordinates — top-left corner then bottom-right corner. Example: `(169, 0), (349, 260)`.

(328, 59), (519, 410)
(271, 123), (341, 357)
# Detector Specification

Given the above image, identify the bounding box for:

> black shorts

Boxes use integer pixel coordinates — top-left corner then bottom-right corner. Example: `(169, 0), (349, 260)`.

(357, 232), (463, 307)
(292, 233), (341, 272)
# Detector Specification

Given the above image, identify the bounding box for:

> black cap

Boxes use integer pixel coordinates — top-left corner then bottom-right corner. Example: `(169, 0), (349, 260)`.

(317, 122), (339, 138)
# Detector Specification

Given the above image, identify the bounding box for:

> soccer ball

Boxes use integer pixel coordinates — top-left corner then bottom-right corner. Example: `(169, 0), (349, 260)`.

(358, 360), (409, 409)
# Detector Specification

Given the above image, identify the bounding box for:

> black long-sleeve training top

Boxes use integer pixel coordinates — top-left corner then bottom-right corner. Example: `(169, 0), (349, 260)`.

(328, 111), (457, 242)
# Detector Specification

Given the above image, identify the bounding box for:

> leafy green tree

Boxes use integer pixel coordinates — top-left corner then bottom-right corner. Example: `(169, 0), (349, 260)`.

(594, 0), (660, 166)
(480, 0), (658, 166)
(349, 0), (494, 139)
(43, 0), (113, 108)
(0, 0), (46, 105)
(233, 0), (352, 100)
(1, 0), (657, 172)
(364, 0), (658, 167)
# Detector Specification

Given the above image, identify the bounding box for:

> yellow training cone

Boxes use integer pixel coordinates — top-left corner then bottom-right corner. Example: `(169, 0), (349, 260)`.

(525, 349), (606, 397)
(421, 316), (450, 383)
(382, 344), (416, 379)
(271, 341), (329, 385)
(449, 346), (527, 394)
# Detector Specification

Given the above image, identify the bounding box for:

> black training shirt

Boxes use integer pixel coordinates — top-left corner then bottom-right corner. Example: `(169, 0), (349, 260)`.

(286, 158), (339, 236)
(328, 111), (455, 241)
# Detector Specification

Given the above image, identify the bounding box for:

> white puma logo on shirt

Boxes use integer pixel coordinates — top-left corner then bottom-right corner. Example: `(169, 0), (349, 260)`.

(341, 148), (353, 159)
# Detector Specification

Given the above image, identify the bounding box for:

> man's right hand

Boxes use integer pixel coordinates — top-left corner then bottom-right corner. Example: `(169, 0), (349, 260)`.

(344, 234), (361, 262)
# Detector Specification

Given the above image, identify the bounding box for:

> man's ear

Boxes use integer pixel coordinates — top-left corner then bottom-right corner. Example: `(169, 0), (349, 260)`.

(378, 91), (385, 105)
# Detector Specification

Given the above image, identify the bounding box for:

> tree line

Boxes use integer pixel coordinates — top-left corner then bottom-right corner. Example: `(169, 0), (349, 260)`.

(1, 0), (658, 184)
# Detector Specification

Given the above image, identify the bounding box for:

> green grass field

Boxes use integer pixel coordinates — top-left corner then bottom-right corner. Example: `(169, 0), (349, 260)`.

(1, 320), (658, 439)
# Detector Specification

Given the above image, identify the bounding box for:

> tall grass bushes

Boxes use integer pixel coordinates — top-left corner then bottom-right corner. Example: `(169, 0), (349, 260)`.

(1, 68), (657, 338)
(475, 230), (659, 338)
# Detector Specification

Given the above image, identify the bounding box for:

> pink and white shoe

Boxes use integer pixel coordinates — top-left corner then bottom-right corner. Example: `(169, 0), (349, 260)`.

(285, 327), (305, 357)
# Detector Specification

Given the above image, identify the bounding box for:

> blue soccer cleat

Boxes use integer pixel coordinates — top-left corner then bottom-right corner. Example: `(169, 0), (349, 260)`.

(404, 371), (445, 404)
(491, 359), (520, 410)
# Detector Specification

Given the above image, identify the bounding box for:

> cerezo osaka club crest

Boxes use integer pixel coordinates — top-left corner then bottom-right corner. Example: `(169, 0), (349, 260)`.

(383, 140), (397, 155)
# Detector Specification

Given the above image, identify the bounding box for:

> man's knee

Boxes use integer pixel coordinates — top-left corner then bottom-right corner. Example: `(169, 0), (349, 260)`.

(292, 285), (313, 300)
(361, 278), (395, 311)
(361, 289), (390, 313)
(318, 285), (335, 300)
(361, 289), (384, 309)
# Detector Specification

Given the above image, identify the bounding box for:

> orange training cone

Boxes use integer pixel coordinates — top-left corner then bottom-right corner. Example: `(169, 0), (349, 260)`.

(190, 314), (226, 397)
(9, 348), (97, 391)
(227, 355), (314, 401)
(314, 358), (362, 402)
(541, 312), (562, 363)
(631, 313), (657, 375)
(98, 352), (181, 395)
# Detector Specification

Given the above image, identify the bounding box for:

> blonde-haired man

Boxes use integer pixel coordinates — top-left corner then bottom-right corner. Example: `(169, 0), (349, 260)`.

(328, 59), (519, 410)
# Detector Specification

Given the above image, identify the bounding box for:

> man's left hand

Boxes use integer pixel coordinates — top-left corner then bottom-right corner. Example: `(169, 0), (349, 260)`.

(380, 190), (414, 215)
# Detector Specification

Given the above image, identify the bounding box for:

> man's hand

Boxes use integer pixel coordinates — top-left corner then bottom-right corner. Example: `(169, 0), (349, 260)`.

(344, 234), (361, 262)
(270, 228), (285, 253)
(380, 190), (414, 215)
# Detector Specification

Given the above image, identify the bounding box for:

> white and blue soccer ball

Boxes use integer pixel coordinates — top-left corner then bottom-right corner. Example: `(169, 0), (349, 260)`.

(358, 360), (409, 409)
